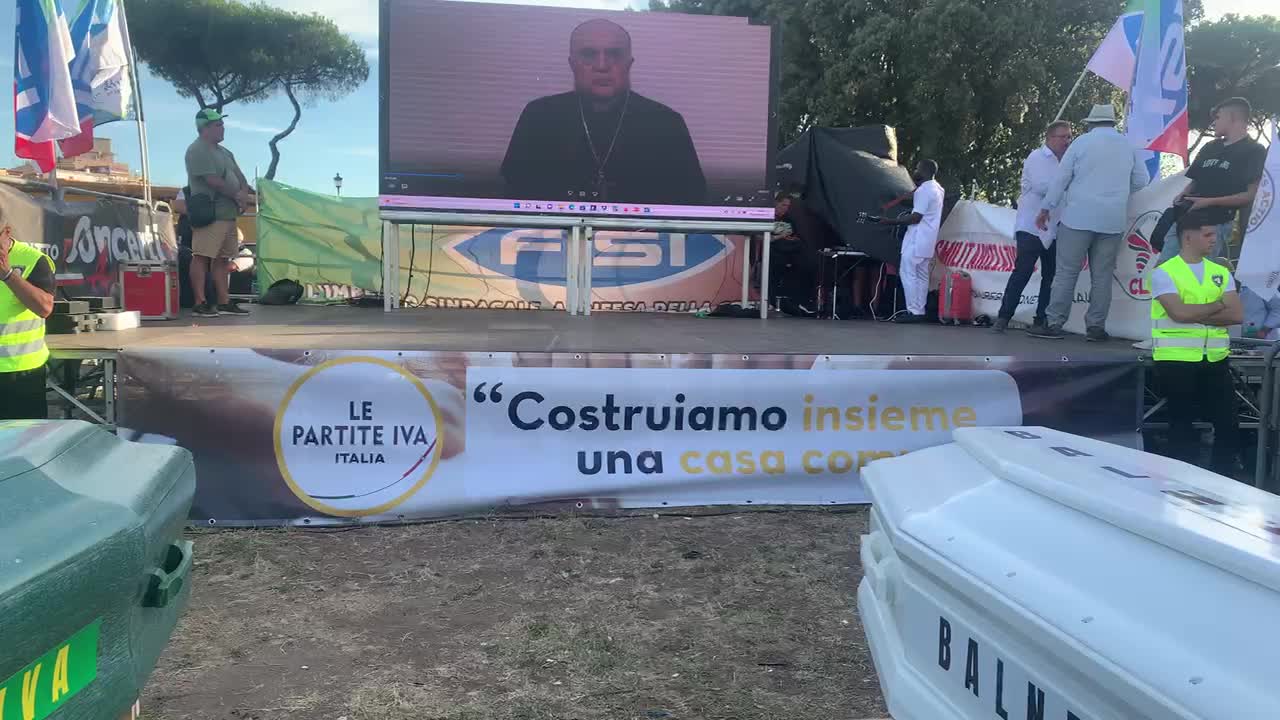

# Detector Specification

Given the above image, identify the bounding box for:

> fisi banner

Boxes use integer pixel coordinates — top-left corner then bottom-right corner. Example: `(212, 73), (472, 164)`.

(256, 179), (751, 312)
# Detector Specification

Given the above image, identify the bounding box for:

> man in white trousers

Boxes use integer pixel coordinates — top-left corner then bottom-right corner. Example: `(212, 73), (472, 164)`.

(881, 159), (945, 322)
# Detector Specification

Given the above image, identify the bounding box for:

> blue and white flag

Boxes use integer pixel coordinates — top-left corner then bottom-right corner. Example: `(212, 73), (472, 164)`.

(60, 0), (137, 157)
(13, 0), (79, 172)
(1127, 0), (1189, 179)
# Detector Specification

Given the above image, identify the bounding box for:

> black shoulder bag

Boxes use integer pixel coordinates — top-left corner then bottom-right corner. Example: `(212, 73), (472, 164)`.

(187, 193), (217, 228)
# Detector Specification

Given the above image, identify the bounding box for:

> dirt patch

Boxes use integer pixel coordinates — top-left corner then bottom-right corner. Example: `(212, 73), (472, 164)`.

(144, 508), (886, 720)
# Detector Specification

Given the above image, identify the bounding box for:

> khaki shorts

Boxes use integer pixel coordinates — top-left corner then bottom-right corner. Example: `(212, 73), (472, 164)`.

(193, 220), (239, 259)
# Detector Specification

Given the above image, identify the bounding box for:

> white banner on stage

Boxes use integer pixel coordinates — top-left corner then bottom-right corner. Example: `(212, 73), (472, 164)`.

(464, 367), (1023, 507)
(936, 175), (1189, 340)
(116, 349), (1144, 524)
(1237, 123), (1279, 300)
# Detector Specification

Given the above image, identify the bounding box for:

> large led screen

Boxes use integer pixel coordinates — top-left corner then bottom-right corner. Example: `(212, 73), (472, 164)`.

(380, 0), (778, 221)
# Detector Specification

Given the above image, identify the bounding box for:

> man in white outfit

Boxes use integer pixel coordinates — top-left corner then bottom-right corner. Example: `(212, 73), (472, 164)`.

(881, 159), (944, 323)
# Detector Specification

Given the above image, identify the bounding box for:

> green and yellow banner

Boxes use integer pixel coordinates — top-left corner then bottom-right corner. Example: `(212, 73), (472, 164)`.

(0, 621), (99, 720)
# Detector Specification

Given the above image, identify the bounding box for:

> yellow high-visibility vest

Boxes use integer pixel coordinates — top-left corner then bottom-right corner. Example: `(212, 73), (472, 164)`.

(0, 241), (51, 373)
(1150, 255), (1231, 363)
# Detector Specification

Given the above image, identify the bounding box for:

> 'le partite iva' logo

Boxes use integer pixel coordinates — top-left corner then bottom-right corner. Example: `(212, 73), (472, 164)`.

(274, 357), (444, 517)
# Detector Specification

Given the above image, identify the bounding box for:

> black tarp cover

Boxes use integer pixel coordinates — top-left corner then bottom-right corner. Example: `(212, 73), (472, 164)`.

(777, 126), (917, 264)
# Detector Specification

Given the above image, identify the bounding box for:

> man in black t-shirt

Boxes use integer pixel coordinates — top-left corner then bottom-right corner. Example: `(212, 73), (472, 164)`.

(770, 192), (818, 316)
(173, 187), (210, 309)
(1159, 97), (1267, 262)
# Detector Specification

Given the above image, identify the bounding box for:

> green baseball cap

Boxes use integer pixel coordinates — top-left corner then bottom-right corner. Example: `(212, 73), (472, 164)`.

(195, 108), (228, 129)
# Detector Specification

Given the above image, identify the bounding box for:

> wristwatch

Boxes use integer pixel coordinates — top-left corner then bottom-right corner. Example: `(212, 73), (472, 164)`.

(0, 268), (13, 283)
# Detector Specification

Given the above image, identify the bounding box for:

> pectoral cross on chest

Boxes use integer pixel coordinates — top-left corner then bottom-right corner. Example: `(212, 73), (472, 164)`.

(580, 93), (631, 204)
(593, 169), (616, 201)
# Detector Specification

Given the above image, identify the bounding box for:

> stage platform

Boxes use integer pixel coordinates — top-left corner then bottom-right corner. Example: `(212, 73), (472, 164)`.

(48, 305), (1143, 359)
(43, 305), (1166, 524)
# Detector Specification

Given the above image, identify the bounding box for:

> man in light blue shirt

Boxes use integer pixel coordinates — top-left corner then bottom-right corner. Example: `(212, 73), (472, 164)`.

(1242, 286), (1280, 341)
(1030, 104), (1150, 341)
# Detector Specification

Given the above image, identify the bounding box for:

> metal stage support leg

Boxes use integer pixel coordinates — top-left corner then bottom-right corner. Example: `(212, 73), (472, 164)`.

(45, 359), (113, 428)
(104, 358), (115, 427)
(382, 221), (397, 313)
(567, 226), (579, 316)
(832, 266), (840, 320)
(1135, 360), (1146, 452)
(1272, 376), (1280, 493)
(44, 381), (110, 426)
(582, 226), (594, 316)
(393, 223), (403, 310)
(1255, 343), (1280, 491)
(759, 231), (772, 319)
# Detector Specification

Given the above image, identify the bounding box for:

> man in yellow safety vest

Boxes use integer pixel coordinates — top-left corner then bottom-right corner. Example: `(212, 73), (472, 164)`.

(1149, 210), (1243, 474)
(0, 212), (55, 420)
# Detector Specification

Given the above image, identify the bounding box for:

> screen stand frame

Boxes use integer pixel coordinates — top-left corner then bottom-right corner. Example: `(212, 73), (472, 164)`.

(379, 211), (774, 318)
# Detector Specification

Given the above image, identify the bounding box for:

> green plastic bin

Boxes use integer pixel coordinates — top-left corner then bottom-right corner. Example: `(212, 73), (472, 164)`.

(0, 420), (196, 720)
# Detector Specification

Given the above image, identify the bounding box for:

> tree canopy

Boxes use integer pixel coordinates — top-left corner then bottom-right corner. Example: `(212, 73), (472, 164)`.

(1186, 14), (1280, 150)
(125, 0), (368, 180)
(650, 0), (1254, 201)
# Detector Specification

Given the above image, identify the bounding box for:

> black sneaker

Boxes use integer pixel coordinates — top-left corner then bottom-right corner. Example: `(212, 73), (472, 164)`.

(1027, 324), (1065, 339)
(893, 313), (925, 324)
(1086, 327), (1110, 342)
(779, 298), (816, 318)
(991, 317), (1009, 333)
(217, 302), (250, 316)
(192, 303), (218, 318)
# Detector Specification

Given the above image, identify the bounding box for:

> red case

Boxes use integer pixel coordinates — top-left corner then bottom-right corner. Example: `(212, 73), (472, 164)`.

(938, 271), (973, 325)
(119, 261), (179, 320)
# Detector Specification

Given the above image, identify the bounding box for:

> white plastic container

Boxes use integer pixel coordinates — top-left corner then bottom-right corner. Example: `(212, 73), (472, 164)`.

(97, 310), (141, 331)
(858, 426), (1280, 720)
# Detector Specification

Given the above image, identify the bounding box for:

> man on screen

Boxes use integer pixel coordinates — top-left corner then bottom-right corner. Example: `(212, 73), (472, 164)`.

(501, 19), (706, 205)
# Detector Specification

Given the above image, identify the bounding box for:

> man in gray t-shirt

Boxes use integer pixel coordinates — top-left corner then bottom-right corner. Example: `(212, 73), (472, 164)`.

(184, 108), (253, 318)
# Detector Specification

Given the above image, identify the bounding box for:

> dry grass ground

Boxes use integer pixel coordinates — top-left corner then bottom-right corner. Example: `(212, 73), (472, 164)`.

(143, 508), (887, 720)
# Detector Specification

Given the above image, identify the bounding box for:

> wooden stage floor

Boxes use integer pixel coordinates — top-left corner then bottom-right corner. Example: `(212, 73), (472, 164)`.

(47, 305), (1142, 359)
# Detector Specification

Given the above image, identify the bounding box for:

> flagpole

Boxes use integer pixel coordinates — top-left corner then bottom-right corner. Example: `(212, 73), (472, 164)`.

(1055, 67), (1090, 122)
(118, 1), (152, 210)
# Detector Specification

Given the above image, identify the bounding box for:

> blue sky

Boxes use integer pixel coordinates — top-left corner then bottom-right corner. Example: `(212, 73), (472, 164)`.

(0, 0), (1266, 197)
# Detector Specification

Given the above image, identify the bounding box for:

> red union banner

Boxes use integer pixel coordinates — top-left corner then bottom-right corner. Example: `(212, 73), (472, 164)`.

(0, 183), (177, 299)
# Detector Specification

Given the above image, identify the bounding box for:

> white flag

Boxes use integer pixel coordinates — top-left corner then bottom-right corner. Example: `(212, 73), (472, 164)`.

(1236, 123), (1279, 299)
(1087, 0), (1143, 90)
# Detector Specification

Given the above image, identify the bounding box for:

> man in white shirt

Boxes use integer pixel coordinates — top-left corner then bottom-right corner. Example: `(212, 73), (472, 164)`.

(993, 121), (1073, 333)
(1030, 104), (1149, 341)
(880, 159), (945, 323)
